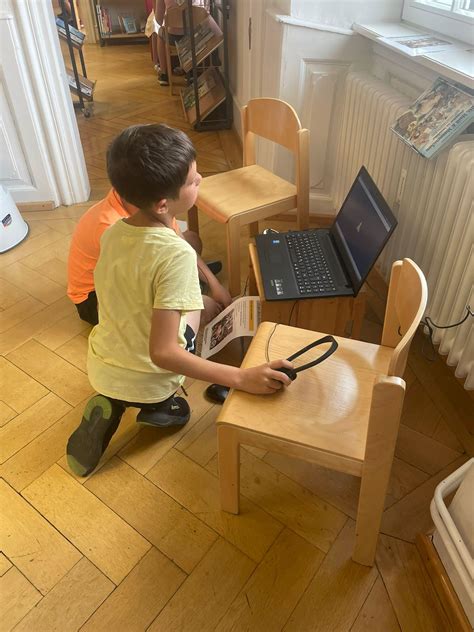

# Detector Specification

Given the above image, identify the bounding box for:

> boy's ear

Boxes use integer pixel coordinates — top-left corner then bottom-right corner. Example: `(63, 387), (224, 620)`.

(152, 198), (168, 214)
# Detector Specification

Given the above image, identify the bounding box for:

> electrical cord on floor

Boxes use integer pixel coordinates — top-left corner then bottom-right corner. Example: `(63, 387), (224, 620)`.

(419, 305), (473, 361)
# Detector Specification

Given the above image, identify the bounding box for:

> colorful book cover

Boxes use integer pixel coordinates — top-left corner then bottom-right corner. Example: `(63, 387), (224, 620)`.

(391, 77), (474, 159)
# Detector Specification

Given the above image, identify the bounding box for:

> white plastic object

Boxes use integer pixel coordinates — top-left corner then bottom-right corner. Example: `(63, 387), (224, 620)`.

(430, 458), (474, 627)
(0, 186), (29, 253)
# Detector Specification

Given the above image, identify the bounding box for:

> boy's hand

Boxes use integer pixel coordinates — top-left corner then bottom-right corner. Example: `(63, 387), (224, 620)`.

(210, 283), (232, 309)
(202, 295), (224, 324)
(237, 359), (294, 394)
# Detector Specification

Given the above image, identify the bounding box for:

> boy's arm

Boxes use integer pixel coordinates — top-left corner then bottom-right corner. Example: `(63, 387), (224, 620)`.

(149, 309), (293, 395)
(196, 257), (232, 306)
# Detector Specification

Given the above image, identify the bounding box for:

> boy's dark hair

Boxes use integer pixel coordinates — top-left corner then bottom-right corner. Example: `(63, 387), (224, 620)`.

(106, 124), (196, 208)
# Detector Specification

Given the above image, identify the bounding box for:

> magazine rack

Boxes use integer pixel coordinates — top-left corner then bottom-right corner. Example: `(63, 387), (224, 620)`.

(178, 0), (232, 131)
(57, 0), (95, 117)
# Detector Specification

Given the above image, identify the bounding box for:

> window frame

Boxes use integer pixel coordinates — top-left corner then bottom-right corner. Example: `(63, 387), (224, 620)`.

(402, 0), (474, 44)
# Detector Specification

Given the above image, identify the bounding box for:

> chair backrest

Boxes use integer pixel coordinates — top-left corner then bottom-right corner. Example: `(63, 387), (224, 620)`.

(241, 98), (310, 228)
(381, 258), (428, 377)
(164, 4), (208, 31)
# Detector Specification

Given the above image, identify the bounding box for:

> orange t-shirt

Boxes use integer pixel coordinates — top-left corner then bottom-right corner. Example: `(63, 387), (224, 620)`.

(67, 189), (181, 304)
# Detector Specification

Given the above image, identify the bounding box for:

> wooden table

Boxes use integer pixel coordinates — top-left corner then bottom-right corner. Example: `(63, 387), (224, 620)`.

(248, 243), (366, 338)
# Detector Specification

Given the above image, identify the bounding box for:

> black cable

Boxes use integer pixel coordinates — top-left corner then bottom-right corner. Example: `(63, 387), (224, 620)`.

(419, 305), (473, 361)
(288, 300), (298, 326)
(265, 323), (278, 362)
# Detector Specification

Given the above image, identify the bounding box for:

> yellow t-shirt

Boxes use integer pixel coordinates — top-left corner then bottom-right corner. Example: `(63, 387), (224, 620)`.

(87, 219), (203, 403)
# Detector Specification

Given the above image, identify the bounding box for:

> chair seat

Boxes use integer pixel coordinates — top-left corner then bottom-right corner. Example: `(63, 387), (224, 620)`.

(197, 165), (297, 223)
(217, 322), (393, 463)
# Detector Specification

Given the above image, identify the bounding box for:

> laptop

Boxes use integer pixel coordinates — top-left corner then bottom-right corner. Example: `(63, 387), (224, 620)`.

(255, 166), (397, 301)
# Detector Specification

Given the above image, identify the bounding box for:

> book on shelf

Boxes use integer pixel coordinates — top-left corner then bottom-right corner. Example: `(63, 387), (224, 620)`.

(176, 19), (219, 69)
(66, 69), (95, 99)
(378, 33), (468, 57)
(55, 16), (85, 45)
(182, 69), (217, 110)
(119, 15), (138, 34)
(391, 77), (474, 159)
(95, 5), (112, 36)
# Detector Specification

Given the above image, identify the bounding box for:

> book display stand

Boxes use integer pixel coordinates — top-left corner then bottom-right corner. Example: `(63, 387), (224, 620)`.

(94, 1), (148, 46)
(57, 0), (95, 117)
(178, 0), (232, 131)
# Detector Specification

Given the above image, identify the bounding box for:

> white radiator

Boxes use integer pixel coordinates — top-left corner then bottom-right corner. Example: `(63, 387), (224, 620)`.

(334, 72), (474, 389)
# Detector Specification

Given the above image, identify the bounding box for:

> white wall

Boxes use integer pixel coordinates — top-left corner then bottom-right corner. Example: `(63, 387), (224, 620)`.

(290, 0), (403, 29)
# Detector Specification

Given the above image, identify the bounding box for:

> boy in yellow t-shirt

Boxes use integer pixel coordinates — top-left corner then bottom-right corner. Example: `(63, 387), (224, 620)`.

(67, 124), (293, 477)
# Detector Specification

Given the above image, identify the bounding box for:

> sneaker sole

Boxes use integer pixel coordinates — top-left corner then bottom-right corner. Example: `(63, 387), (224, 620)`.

(66, 395), (118, 477)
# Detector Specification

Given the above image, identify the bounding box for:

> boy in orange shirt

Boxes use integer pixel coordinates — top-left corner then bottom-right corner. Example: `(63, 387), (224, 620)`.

(67, 183), (225, 326)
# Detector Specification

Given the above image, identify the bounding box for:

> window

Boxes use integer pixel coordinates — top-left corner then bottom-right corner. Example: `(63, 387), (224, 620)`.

(403, 0), (474, 43)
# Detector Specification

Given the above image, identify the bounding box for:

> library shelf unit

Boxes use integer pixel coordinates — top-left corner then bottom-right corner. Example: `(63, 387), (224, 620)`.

(56, 0), (95, 117)
(177, 0), (232, 131)
(94, 1), (148, 46)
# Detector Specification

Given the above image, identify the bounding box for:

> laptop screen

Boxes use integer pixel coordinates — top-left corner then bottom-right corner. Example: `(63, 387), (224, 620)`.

(330, 166), (397, 294)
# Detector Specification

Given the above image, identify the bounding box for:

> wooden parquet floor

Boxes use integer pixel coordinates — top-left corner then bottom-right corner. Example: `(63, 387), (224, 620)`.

(1, 43), (472, 631)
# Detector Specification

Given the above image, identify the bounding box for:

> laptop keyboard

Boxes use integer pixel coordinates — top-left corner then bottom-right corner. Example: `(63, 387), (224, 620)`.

(286, 232), (337, 295)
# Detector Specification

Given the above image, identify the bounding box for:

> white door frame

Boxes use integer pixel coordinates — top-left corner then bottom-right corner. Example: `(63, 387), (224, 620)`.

(2, 0), (90, 206)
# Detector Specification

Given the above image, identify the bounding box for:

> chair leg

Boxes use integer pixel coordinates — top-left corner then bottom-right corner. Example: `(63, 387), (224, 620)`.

(226, 220), (241, 298)
(187, 205), (199, 235)
(248, 221), (259, 238)
(217, 425), (240, 514)
(353, 376), (406, 566)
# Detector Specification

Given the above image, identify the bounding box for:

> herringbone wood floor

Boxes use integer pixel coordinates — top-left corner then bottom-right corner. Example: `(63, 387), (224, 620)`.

(1, 43), (472, 631)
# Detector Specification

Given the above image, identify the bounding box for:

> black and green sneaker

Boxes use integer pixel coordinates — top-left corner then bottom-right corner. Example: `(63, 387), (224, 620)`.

(66, 395), (125, 477)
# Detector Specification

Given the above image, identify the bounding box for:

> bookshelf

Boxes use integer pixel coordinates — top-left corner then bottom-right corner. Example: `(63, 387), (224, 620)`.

(56, 0), (95, 117)
(177, 0), (232, 131)
(94, 1), (148, 46)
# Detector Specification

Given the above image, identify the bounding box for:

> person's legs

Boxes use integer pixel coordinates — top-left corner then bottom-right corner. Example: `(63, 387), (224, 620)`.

(75, 291), (98, 326)
(157, 31), (169, 80)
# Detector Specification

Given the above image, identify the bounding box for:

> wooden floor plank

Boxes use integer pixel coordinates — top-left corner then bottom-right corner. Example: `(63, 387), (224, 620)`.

(0, 392), (71, 464)
(381, 455), (468, 542)
(21, 465), (151, 584)
(395, 424), (462, 475)
(376, 534), (453, 632)
(216, 529), (324, 632)
(13, 558), (114, 632)
(147, 538), (255, 632)
(210, 449), (348, 554)
(0, 261), (66, 305)
(0, 552), (12, 576)
(351, 576), (401, 631)
(0, 566), (42, 631)
(85, 457), (217, 574)
(284, 521), (378, 632)
(76, 548), (184, 632)
(0, 357), (49, 414)
(6, 339), (94, 406)
(0, 479), (81, 594)
(147, 449), (283, 562)
(0, 398), (89, 491)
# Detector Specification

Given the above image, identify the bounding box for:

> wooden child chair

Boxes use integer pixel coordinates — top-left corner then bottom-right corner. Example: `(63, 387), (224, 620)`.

(216, 258), (428, 566)
(191, 98), (309, 297)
